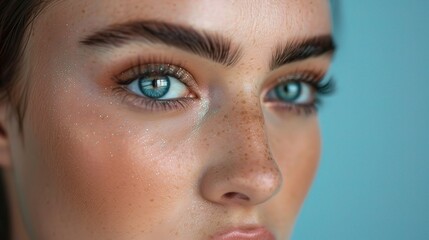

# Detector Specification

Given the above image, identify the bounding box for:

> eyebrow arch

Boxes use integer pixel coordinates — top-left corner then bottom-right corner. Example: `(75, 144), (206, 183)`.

(270, 35), (335, 70)
(80, 20), (242, 67)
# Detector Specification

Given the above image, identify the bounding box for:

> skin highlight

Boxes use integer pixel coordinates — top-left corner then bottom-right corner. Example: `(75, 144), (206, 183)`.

(0, 0), (333, 239)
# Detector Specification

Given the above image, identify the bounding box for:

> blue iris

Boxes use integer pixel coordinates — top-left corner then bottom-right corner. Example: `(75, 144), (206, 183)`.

(138, 76), (171, 99)
(274, 81), (302, 102)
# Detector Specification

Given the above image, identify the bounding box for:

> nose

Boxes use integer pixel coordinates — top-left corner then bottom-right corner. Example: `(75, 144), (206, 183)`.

(199, 100), (283, 207)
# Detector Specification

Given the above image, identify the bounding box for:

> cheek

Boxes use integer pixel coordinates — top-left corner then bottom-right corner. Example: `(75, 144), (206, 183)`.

(18, 79), (200, 238)
(262, 114), (320, 233)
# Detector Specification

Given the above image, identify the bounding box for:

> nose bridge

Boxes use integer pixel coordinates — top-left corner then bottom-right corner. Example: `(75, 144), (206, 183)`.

(221, 85), (265, 143)
(226, 97), (281, 189)
(199, 89), (283, 206)
(211, 86), (270, 161)
(228, 97), (269, 164)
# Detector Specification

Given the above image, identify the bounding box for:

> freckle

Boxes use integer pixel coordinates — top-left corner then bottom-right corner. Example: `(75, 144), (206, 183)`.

(150, 199), (154, 202)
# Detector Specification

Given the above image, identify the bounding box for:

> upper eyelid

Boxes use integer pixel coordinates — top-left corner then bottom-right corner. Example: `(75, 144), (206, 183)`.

(262, 70), (326, 92)
(277, 72), (325, 83)
(115, 64), (187, 82)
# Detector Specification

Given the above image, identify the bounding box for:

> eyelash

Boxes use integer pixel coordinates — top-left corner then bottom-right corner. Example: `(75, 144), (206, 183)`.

(265, 70), (335, 115)
(112, 59), (198, 112)
(111, 59), (335, 114)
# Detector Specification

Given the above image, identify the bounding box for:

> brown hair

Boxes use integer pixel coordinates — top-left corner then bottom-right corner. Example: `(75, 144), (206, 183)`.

(0, 0), (50, 128)
(0, 1), (51, 239)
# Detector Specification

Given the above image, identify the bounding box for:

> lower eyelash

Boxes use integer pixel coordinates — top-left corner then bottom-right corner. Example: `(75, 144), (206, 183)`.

(112, 86), (195, 112)
(267, 100), (320, 115)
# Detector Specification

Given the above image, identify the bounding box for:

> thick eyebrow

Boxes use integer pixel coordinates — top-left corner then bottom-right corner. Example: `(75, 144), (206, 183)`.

(270, 35), (335, 70)
(80, 20), (242, 67)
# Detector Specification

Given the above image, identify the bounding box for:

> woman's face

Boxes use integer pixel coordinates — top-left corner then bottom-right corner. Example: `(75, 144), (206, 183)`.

(4, 0), (333, 239)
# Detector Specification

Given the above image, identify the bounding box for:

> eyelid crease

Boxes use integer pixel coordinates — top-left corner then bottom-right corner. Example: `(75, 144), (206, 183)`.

(276, 70), (325, 84)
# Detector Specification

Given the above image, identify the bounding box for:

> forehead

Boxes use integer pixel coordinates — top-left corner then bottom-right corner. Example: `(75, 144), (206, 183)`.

(37, 0), (331, 49)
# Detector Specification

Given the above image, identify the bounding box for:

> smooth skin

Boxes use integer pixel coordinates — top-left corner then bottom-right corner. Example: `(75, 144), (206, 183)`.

(0, 0), (332, 239)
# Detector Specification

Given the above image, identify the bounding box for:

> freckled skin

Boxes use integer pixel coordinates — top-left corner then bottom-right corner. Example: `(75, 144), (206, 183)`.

(0, 0), (331, 239)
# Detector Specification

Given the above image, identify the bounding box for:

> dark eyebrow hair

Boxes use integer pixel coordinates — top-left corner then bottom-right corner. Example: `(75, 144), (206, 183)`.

(80, 20), (242, 67)
(270, 35), (335, 70)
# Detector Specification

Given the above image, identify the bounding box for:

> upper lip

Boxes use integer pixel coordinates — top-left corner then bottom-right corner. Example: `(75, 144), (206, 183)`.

(211, 226), (275, 240)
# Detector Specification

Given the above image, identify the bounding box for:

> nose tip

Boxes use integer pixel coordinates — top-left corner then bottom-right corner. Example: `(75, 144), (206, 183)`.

(200, 157), (283, 206)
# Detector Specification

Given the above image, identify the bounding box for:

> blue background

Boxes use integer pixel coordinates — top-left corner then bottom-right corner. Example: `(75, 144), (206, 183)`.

(292, 1), (429, 239)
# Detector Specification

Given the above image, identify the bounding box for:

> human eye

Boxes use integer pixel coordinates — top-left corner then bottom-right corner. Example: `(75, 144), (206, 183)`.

(264, 71), (335, 115)
(112, 63), (198, 111)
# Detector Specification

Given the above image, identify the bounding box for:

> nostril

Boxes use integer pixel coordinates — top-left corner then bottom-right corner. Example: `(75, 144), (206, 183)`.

(223, 192), (250, 201)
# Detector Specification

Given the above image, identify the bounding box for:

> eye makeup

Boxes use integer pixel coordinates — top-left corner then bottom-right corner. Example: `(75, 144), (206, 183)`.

(108, 56), (334, 115)
(111, 60), (199, 112)
(263, 70), (335, 115)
